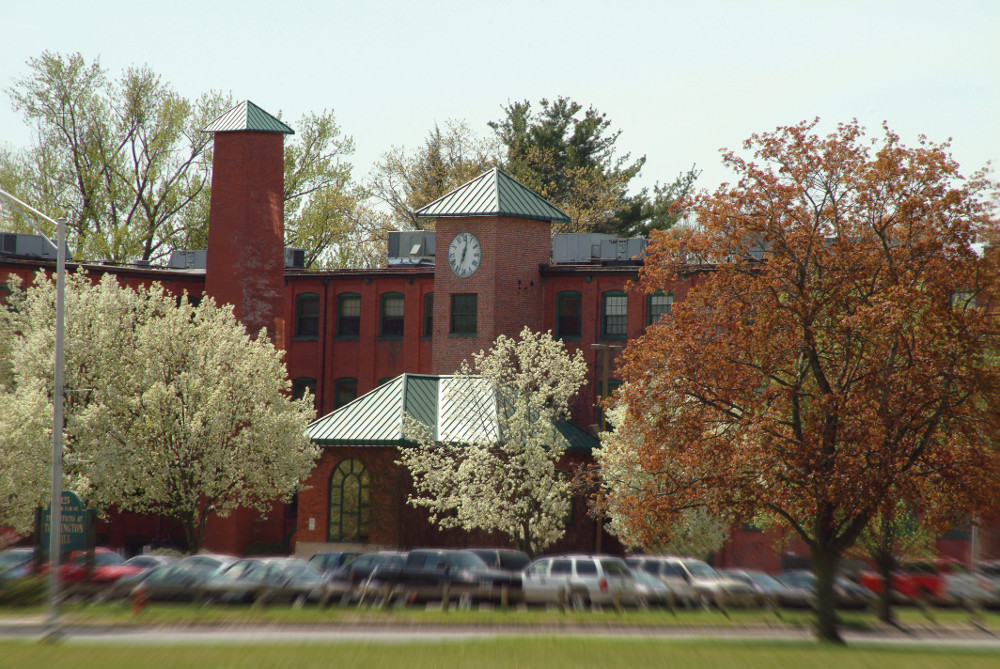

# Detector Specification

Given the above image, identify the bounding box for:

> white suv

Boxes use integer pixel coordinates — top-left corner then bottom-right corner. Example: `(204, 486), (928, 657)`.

(522, 555), (638, 608)
(631, 555), (755, 607)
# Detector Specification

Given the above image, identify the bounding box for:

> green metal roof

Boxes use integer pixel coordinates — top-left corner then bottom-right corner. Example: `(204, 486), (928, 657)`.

(203, 100), (294, 134)
(414, 168), (570, 223)
(307, 373), (597, 453)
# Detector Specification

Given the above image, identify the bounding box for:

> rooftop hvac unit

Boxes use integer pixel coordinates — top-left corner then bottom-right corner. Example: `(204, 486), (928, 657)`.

(285, 248), (306, 268)
(599, 237), (648, 261)
(167, 249), (207, 269)
(0, 232), (69, 260)
(387, 231), (436, 265)
(552, 233), (616, 263)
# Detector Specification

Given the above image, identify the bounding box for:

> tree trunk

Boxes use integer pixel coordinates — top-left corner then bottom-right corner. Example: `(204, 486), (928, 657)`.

(874, 521), (896, 624)
(812, 546), (844, 644)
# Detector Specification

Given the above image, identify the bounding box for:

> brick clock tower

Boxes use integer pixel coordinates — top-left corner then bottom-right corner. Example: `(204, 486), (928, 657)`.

(203, 100), (294, 345)
(416, 169), (570, 374)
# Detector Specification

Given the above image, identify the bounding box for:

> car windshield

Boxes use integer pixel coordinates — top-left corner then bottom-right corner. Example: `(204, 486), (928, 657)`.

(0, 551), (31, 567)
(600, 560), (630, 576)
(449, 552), (489, 569)
(747, 572), (783, 588)
(685, 562), (718, 579)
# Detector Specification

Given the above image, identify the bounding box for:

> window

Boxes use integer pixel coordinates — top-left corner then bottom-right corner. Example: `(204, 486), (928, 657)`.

(423, 292), (434, 337)
(379, 292), (404, 337)
(647, 290), (673, 325)
(601, 291), (627, 339)
(328, 458), (370, 542)
(337, 293), (361, 338)
(556, 291), (582, 340)
(291, 377), (317, 408)
(294, 293), (320, 339)
(450, 293), (477, 335)
(596, 379), (622, 428)
(377, 377), (394, 386)
(334, 377), (358, 409)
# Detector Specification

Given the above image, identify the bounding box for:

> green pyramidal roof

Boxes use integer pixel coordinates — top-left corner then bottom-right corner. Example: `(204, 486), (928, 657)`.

(414, 168), (569, 223)
(307, 373), (596, 452)
(203, 100), (294, 134)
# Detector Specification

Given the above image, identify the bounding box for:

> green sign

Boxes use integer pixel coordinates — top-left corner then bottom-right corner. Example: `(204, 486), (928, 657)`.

(41, 490), (88, 553)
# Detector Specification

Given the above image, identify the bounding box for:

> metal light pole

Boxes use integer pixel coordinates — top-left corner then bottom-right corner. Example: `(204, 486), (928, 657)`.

(0, 189), (66, 639)
(590, 343), (622, 554)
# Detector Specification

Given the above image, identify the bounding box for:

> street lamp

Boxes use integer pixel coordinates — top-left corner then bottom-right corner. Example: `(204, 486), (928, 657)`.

(590, 343), (622, 553)
(0, 189), (66, 639)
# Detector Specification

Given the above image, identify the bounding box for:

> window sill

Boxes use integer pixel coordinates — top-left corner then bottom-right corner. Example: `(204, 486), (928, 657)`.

(377, 335), (404, 341)
(292, 336), (319, 342)
(334, 335), (360, 342)
(448, 332), (478, 338)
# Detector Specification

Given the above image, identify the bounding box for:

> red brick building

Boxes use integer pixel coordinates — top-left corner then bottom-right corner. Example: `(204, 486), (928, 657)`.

(2, 100), (990, 569)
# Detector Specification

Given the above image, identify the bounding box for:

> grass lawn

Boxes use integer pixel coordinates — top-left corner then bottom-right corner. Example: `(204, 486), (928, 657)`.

(0, 637), (998, 669)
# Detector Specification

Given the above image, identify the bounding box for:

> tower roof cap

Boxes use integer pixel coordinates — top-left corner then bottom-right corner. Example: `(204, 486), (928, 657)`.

(203, 100), (294, 134)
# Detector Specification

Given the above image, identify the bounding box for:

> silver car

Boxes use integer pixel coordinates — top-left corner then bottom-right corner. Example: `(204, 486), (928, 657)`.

(522, 555), (638, 608)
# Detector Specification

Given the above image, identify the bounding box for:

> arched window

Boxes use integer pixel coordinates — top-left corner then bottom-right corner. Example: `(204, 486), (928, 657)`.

(601, 290), (627, 339)
(556, 291), (582, 340)
(295, 293), (320, 339)
(328, 458), (370, 542)
(379, 292), (404, 337)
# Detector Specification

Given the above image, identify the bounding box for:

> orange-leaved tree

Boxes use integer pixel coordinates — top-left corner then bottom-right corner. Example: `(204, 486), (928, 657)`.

(613, 119), (1000, 642)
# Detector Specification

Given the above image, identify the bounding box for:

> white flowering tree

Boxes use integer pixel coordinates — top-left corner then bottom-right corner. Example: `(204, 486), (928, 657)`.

(399, 327), (587, 556)
(596, 403), (730, 559)
(1, 271), (318, 552)
(0, 379), (51, 537)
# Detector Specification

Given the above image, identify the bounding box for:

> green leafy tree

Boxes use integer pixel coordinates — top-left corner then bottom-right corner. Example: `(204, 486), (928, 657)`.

(3, 52), (366, 268)
(283, 109), (373, 268)
(4, 51), (231, 262)
(489, 97), (646, 234)
(368, 120), (500, 231)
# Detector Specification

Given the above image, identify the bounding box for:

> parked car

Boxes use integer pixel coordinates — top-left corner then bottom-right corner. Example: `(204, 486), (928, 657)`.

(0, 548), (36, 580)
(717, 568), (813, 608)
(201, 558), (326, 605)
(307, 551), (360, 575)
(630, 556), (754, 608)
(59, 548), (145, 585)
(630, 569), (675, 608)
(131, 555), (238, 602)
(468, 549), (531, 572)
(625, 556), (698, 607)
(380, 549), (522, 605)
(856, 559), (987, 606)
(522, 555), (639, 608)
(974, 561), (1000, 609)
(123, 554), (178, 571)
(778, 570), (876, 609)
(323, 551), (407, 604)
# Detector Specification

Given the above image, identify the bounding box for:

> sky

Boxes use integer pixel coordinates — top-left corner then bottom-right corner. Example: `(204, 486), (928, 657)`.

(1, 0), (998, 199)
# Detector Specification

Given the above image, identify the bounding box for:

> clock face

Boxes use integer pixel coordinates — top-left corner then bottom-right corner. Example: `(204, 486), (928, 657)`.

(447, 232), (482, 278)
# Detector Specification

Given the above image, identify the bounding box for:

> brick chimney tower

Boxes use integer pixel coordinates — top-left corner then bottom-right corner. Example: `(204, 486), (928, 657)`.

(203, 100), (293, 343)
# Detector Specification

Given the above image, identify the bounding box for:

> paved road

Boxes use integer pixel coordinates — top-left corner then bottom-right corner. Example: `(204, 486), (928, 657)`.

(2, 620), (999, 648)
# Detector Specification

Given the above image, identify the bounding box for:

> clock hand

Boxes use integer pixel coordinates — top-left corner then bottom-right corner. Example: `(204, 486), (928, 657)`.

(460, 240), (468, 268)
